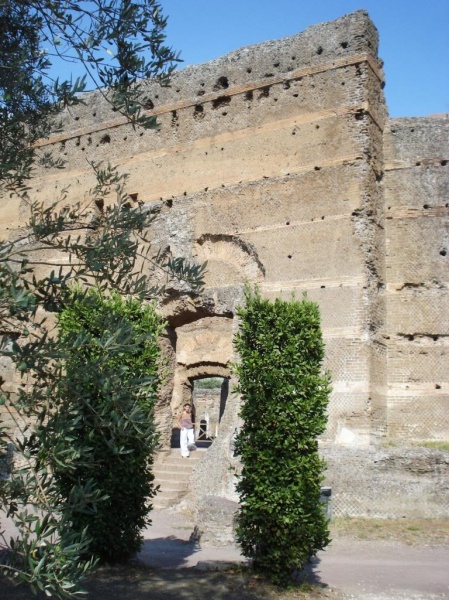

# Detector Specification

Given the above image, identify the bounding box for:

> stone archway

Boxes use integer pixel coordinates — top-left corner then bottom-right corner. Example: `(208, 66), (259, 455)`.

(156, 232), (265, 451)
(164, 316), (234, 451)
(194, 234), (265, 288)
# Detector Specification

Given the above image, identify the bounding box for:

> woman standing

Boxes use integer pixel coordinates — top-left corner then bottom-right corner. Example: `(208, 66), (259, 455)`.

(177, 403), (196, 458)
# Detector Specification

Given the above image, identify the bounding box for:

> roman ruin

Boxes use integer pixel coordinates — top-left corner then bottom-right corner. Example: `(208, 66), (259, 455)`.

(1, 10), (448, 526)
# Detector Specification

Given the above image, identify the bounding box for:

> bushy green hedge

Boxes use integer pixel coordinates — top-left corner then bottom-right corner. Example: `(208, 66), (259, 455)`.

(233, 288), (331, 584)
(43, 289), (165, 562)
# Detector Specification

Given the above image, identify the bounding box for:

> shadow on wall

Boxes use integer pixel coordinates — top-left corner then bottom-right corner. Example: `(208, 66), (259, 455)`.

(170, 427), (181, 449)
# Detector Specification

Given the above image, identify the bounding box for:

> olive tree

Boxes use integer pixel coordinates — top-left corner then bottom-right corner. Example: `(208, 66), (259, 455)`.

(0, 2), (204, 597)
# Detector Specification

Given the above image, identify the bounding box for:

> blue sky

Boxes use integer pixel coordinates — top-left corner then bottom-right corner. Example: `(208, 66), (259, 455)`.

(161, 0), (449, 118)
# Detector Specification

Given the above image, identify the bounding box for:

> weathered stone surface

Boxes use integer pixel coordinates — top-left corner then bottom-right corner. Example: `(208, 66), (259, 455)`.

(323, 445), (449, 518)
(192, 496), (239, 547)
(384, 118), (449, 441)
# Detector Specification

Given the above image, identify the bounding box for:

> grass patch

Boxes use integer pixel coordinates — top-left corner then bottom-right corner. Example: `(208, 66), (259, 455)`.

(416, 440), (449, 452)
(331, 517), (449, 546)
(380, 439), (449, 451)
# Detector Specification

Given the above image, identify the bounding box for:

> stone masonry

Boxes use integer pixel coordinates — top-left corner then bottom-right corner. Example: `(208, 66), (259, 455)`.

(1, 11), (448, 521)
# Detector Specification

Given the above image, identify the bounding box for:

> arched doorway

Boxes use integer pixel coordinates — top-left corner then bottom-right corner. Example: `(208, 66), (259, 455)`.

(170, 372), (230, 450)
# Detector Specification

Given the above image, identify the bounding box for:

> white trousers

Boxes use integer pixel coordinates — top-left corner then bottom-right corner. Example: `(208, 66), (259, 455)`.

(180, 428), (195, 457)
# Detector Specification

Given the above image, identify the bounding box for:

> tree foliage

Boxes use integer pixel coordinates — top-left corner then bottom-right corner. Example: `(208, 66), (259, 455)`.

(0, 181), (202, 595)
(0, 2), (205, 597)
(1, 0), (179, 190)
(194, 377), (224, 390)
(233, 288), (331, 585)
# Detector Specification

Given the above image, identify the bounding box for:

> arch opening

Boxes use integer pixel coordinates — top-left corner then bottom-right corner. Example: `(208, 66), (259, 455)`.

(170, 374), (230, 449)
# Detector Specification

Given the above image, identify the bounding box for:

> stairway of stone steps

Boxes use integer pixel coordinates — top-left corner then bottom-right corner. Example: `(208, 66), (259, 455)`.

(152, 448), (207, 510)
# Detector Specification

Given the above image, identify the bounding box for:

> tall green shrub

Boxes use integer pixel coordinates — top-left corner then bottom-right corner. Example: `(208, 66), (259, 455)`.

(234, 288), (331, 584)
(41, 289), (165, 562)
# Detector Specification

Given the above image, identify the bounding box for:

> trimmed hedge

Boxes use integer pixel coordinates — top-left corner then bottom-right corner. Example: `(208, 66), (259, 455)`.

(44, 289), (165, 562)
(233, 288), (331, 584)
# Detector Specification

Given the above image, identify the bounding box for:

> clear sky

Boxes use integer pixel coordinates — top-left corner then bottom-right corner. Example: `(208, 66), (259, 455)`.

(161, 0), (449, 118)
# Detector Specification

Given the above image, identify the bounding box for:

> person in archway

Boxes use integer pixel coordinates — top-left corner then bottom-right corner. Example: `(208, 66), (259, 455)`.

(177, 403), (196, 458)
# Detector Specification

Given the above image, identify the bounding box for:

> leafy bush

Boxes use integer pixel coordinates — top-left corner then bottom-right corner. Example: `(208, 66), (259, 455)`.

(233, 288), (331, 585)
(41, 289), (165, 562)
(194, 377), (224, 390)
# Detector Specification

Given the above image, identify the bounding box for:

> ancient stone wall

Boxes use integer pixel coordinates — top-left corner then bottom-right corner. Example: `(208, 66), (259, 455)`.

(383, 118), (449, 439)
(1, 10), (448, 519)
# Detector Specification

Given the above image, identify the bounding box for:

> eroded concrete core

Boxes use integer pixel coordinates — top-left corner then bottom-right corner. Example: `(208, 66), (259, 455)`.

(1, 10), (448, 522)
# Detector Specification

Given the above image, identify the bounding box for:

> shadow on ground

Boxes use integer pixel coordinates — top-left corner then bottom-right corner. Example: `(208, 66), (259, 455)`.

(1, 570), (329, 600)
(138, 534), (202, 568)
(0, 534), (327, 600)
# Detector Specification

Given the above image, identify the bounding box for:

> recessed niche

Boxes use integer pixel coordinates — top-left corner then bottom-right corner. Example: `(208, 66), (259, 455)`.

(214, 76), (229, 90)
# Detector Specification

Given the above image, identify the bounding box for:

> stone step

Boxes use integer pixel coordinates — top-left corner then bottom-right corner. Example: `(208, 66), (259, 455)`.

(153, 495), (181, 510)
(157, 459), (201, 471)
(157, 448), (208, 457)
(151, 448), (209, 509)
(154, 469), (192, 481)
(155, 461), (199, 471)
(155, 488), (187, 502)
(156, 480), (187, 492)
(155, 486), (184, 499)
(156, 449), (206, 462)
(155, 491), (184, 502)
(154, 457), (204, 473)
(153, 485), (187, 505)
(153, 496), (183, 509)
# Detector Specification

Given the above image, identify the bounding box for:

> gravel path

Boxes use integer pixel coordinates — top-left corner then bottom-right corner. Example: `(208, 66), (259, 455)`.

(1, 509), (448, 598)
(139, 511), (449, 598)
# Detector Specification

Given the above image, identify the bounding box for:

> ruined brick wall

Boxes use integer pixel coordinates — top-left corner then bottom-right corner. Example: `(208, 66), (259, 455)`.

(1, 10), (392, 444)
(383, 117), (449, 439)
(1, 11), (448, 519)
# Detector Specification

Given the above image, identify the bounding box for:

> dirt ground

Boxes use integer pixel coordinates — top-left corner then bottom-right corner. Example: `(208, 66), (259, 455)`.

(330, 516), (449, 546)
(0, 567), (342, 600)
(1, 517), (448, 599)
